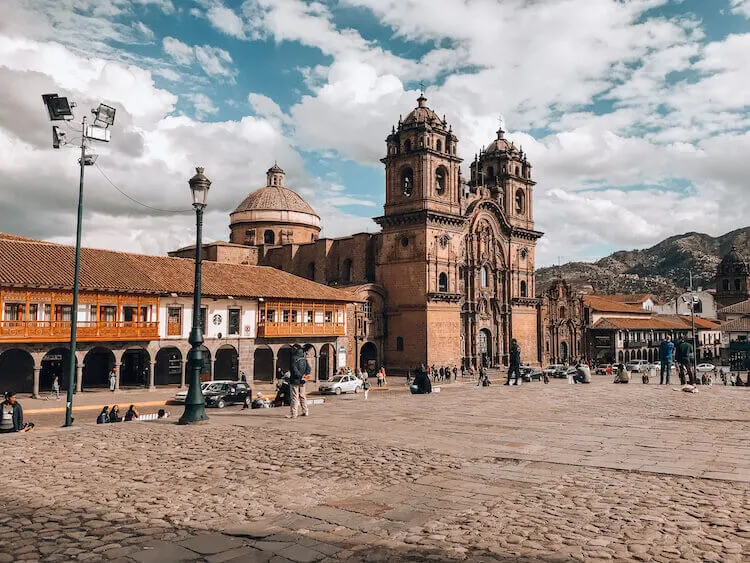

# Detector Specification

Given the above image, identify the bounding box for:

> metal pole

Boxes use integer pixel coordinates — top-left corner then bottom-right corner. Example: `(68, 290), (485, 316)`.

(179, 204), (208, 424)
(64, 116), (86, 427)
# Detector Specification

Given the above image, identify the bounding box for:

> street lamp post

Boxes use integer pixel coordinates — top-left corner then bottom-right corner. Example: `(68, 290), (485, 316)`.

(179, 167), (211, 425)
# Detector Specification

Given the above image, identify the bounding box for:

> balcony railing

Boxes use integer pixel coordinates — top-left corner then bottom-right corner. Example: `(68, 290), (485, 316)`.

(0, 320), (159, 342)
(257, 321), (345, 338)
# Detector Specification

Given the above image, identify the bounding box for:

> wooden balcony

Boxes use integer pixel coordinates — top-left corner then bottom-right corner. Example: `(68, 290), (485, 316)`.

(0, 320), (159, 343)
(257, 321), (345, 338)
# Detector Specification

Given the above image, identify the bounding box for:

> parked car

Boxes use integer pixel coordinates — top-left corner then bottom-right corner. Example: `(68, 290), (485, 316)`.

(595, 364), (613, 376)
(204, 381), (251, 408)
(625, 360), (650, 373)
(696, 363), (716, 373)
(318, 374), (362, 395)
(543, 364), (564, 378)
(520, 366), (543, 382)
(173, 381), (215, 403)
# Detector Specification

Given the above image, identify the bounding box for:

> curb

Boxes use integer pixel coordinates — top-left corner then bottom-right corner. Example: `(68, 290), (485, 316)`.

(25, 400), (169, 415)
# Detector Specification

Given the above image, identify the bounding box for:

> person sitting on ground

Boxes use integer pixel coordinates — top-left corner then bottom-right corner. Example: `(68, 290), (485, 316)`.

(123, 405), (139, 421)
(1, 391), (31, 433)
(252, 392), (270, 409)
(613, 364), (630, 384)
(573, 362), (592, 384)
(108, 405), (121, 422)
(96, 406), (110, 424)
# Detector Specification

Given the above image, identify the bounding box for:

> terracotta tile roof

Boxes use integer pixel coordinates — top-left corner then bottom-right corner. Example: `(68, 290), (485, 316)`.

(592, 315), (719, 331)
(719, 317), (750, 332)
(583, 295), (651, 314)
(0, 232), (48, 243)
(0, 239), (353, 303)
(601, 293), (655, 304)
(718, 299), (750, 315)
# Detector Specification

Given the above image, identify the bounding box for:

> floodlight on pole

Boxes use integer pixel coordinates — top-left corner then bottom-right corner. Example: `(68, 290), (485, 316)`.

(42, 93), (74, 121)
(41, 93), (116, 427)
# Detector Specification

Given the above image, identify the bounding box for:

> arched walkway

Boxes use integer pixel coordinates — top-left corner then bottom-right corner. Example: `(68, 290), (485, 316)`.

(198, 346), (212, 381)
(41, 347), (75, 392)
(83, 347), (115, 389)
(0, 348), (34, 394)
(303, 344), (317, 381)
(277, 345), (293, 377)
(318, 343), (335, 380)
(155, 347), (183, 386)
(360, 342), (378, 373)
(215, 345), (239, 381)
(253, 347), (274, 382)
(121, 348), (150, 388)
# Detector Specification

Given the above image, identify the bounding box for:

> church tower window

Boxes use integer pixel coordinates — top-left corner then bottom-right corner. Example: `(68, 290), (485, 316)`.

(401, 167), (414, 197)
(436, 139), (442, 152)
(515, 189), (525, 214)
(404, 139), (412, 152)
(439, 272), (448, 292)
(481, 266), (489, 288)
(520, 280), (527, 297)
(342, 259), (352, 284)
(264, 230), (275, 245)
(735, 279), (742, 291)
(435, 166), (447, 195)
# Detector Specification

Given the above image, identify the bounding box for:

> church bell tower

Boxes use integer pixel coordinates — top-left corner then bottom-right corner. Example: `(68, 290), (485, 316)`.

(375, 94), (465, 370)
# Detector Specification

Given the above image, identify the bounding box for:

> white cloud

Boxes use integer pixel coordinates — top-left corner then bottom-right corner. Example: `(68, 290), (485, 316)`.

(184, 93), (219, 119)
(162, 37), (236, 81)
(163, 36), (195, 65)
(194, 45), (236, 80)
(206, 3), (247, 39)
(730, 0), (750, 17)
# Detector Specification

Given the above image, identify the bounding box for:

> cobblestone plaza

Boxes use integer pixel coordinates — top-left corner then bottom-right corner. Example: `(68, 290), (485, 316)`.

(2, 378), (749, 562)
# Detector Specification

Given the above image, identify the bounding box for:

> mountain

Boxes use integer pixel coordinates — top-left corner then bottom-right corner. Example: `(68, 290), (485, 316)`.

(536, 227), (750, 300)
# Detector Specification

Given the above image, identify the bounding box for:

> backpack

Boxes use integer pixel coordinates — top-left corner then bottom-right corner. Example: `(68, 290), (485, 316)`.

(290, 352), (310, 383)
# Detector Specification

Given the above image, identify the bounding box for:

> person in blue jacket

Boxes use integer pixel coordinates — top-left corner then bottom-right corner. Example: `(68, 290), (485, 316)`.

(659, 335), (675, 385)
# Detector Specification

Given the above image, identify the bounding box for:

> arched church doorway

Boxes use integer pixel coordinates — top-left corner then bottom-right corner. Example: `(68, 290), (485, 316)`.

(360, 342), (378, 374)
(478, 329), (492, 368)
(560, 342), (569, 363)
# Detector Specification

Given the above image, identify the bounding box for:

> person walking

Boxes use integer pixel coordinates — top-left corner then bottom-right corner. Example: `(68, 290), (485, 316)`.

(505, 338), (522, 385)
(287, 345), (310, 419)
(659, 335), (675, 385)
(678, 337), (696, 385)
(363, 376), (370, 400)
(108, 369), (117, 392)
(52, 375), (60, 399)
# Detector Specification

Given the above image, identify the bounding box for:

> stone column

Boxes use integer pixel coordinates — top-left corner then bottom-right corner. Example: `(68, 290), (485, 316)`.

(32, 367), (41, 399)
(114, 363), (121, 391)
(76, 364), (83, 393)
(148, 361), (156, 391)
(180, 360), (187, 388)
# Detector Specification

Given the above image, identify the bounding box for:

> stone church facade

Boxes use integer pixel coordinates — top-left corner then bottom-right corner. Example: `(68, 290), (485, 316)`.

(172, 95), (543, 372)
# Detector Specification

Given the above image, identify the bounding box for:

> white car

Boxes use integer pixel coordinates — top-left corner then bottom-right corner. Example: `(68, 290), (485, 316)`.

(543, 364), (564, 378)
(318, 374), (362, 395)
(173, 380), (235, 403)
(696, 363), (716, 373)
(625, 360), (650, 373)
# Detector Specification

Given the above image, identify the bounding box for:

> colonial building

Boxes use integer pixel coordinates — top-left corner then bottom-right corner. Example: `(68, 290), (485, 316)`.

(715, 246), (750, 308)
(172, 95), (543, 371)
(717, 298), (750, 369)
(0, 234), (355, 397)
(583, 295), (720, 364)
(538, 278), (585, 365)
(654, 290), (717, 319)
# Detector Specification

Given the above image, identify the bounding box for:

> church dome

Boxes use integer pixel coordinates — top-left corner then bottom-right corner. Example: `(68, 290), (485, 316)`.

(719, 245), (750, 275)
(229, 163), (321, 247)
(233, 186), (317, 216)
(401, 94), (446, 129)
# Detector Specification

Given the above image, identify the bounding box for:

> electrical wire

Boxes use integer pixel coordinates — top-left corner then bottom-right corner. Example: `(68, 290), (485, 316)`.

(93, 162), (193, 213)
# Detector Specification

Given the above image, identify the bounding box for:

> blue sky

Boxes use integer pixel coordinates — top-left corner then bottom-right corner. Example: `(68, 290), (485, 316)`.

(1, 0), (749, 265)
